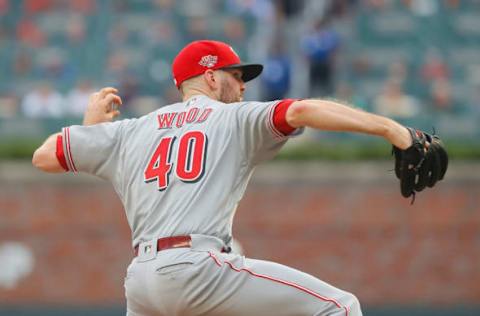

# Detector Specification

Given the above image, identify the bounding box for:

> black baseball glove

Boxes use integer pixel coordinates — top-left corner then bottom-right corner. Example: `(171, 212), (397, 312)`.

(393, 127), (448, 201)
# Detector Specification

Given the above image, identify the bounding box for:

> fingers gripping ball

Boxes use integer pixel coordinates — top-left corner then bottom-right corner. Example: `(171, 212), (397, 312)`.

(393, 127), (448, 200)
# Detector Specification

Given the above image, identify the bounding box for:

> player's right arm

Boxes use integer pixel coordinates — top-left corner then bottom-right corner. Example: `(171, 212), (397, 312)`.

(32, 87), (123, 174)
(285, 99), (413, 149)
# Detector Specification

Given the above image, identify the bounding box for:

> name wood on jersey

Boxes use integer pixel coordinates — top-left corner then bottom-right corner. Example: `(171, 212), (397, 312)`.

(157, 107), (212, 129)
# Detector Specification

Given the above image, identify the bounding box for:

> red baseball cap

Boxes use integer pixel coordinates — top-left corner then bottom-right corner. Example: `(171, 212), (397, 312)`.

(172, 40), (263, 88)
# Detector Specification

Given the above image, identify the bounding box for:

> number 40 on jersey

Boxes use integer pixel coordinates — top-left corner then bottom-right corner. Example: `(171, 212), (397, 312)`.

(144, 131), (207, 191)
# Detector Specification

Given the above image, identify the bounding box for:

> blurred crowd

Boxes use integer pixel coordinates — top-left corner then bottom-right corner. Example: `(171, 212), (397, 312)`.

(0, 0), (479, 128)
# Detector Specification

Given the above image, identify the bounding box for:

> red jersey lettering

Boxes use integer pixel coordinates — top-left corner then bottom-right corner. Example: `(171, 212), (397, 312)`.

(144, 137), (175, 190)
(186, 107), (199, 123)
(176, 112), (186, 128)
(157, 112), (178, 129)
(197, 108), (213, 123)
(176, 131), (207, 182)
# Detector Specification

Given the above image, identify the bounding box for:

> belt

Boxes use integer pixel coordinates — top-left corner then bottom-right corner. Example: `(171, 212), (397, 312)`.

(133, 235), (232, 257)
(134, 236), (192, 257)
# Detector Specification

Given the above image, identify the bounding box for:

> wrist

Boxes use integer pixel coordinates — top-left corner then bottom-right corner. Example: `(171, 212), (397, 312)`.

(83, 116), (94, 126)
(387, 123), (412, 149)
(83, 113), (101, 126)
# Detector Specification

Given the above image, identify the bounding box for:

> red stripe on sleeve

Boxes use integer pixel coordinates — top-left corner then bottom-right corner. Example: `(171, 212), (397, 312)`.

(56, 134), (69, 171)
(65, 127), (78, 173)
(272, 99), (298, 136)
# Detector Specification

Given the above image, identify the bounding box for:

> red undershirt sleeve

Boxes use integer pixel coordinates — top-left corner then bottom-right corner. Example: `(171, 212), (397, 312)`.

(56, 134), (69, 172)
(272, 99), (299, 136)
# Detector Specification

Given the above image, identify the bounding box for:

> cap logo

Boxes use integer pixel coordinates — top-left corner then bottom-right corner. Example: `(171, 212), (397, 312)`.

(199, 55), (218, 68)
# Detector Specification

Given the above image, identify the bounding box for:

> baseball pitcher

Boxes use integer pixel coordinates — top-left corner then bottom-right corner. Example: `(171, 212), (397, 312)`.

(33, 40), (448, 316)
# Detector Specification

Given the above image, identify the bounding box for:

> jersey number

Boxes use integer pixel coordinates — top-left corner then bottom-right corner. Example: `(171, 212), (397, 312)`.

(144, 131), (207, 190)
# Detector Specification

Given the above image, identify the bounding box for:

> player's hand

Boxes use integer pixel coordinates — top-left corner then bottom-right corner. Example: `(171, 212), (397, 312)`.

(392, 127), (448, 201)
(83, 87), (123, 126)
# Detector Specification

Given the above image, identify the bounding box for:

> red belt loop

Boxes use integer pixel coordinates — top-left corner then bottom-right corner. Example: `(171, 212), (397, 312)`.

(134, 236), (192, 257)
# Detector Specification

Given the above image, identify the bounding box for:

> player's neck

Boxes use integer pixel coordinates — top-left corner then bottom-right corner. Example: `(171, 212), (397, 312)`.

(182, 88), (217, 102)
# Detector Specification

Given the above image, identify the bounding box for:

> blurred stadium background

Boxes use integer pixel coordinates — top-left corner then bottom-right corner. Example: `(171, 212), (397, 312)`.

(1, 0), (479, 315)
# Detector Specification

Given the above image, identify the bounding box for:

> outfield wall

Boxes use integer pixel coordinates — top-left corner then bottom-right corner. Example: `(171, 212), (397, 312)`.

(1, 162), (479, 315)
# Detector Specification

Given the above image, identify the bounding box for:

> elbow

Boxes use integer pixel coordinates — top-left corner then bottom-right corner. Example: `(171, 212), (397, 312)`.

(32, 148), (45, 170)
(286, 101), (311, 128)
(32, 148), (58, 172)
(31, 133), (65, 173)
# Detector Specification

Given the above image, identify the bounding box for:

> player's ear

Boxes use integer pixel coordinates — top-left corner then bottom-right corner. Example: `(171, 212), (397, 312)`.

(203, 69), (219, 91)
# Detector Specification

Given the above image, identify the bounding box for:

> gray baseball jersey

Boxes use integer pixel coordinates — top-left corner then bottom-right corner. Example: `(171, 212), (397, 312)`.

(62, 95), (294, 247)
(60, 95), (362, 316)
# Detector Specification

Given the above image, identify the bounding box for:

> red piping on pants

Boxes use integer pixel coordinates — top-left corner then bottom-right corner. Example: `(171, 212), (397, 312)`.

(208, 252), (349, 316)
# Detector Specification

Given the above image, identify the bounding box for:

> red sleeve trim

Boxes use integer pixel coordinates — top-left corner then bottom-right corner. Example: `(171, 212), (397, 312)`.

(272, 99), (298, 136)
(56, 135), (69, 172)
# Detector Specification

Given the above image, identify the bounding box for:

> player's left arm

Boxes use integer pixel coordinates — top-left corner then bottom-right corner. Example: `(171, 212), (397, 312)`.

(285, 99), (412, 149)
(32, 87), (122, 173)
(285, 99), (448, 198)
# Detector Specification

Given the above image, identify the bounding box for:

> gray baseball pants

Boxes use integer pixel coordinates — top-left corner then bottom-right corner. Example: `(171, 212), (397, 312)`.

(124, 235), (362, 316)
